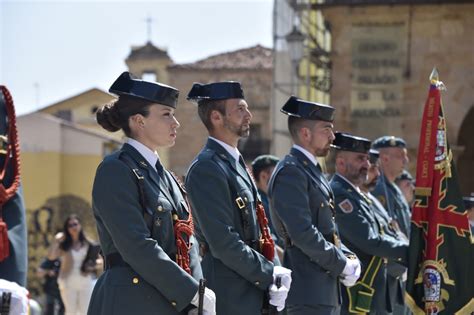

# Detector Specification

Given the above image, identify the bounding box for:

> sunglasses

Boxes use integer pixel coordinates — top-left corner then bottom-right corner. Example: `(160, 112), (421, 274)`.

(68, 222), (80, 228)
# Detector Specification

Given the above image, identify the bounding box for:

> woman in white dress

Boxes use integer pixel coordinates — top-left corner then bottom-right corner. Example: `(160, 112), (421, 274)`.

(48, 215), (101, 315)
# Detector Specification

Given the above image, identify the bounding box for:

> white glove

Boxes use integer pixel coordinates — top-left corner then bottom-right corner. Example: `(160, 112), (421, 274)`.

(340, 257), (361, 287)
(190, 287), (216, 315)
(340, 274), (358, 287)
(341, 256), (359, 277)
(268, 283), (289, 311)
(273, 265), (292, 289)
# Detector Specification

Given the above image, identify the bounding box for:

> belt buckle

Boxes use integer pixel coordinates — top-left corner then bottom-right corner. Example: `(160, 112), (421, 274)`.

(235, 197), (245, 209)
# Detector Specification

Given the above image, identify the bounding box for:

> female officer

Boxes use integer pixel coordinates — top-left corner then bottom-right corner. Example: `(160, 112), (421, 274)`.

(88, 72), (215, 315)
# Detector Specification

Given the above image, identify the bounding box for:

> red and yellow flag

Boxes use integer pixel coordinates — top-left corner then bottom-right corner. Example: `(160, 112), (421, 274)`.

(406, 69), (474, 314)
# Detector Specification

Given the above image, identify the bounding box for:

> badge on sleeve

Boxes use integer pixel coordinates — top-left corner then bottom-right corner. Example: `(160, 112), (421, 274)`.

(338, 199), (353, 213)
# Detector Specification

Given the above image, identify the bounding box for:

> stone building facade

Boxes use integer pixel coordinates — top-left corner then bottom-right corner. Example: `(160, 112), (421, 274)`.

(315, 2), (474, 194)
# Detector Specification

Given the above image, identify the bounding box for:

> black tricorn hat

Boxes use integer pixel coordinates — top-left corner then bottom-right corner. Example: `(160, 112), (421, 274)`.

(396, 170), (414, 183)
(331, 132), (371, 153)
(281, 96), (335, 122)
(462, 196), (474, 210)
(187, 81), (244, 103)
(369, 149), (380, 164)
(109, 72), (179, 108)
(372, 136), (407, 150)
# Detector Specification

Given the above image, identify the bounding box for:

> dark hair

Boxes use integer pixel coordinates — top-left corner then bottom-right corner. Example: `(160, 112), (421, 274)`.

(252, 155), (279, 180)
(288, 116), (316, 141)
(96, 95), (154, 137)
(59, 214), (89, 252)
(197, 99), (226, 131)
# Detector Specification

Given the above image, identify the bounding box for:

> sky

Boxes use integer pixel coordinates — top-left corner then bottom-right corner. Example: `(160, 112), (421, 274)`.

(0, 0), (274, 115)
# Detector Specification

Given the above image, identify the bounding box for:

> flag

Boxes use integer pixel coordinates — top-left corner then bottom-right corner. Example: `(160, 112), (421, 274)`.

(406, 69), (474, 314)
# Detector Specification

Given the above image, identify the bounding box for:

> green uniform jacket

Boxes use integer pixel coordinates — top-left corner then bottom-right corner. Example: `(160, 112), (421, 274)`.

(88, 144), (202, 315)
(330, 174), (408, 314)
(268, 148), (351, 309)
(372, 175), (411, 308)
(186, 138), (274, 315)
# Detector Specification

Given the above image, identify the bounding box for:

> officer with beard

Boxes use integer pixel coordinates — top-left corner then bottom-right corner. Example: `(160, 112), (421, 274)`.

(268, 97), (360, 315)
(330, 132), (408, 314)
(185, 82), (292, 315)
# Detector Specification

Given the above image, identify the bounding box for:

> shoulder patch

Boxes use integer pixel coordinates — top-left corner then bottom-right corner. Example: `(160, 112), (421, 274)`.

(338, 199), (353, 213)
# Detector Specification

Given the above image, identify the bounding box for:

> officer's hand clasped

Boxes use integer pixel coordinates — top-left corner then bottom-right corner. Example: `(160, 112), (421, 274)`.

(190, 287), (216, 315)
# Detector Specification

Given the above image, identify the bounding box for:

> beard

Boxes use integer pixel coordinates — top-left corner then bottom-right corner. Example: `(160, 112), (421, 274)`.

(223, 118), (250, 138)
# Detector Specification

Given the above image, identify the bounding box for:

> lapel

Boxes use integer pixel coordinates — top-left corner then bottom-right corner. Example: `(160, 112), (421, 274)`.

(122, 143), (178, 210)
(290, 147), (333, 199)
(206, 138), (254, 188)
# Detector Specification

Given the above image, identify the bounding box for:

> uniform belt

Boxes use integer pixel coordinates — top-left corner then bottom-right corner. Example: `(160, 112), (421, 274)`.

(105, 252), (130, 270)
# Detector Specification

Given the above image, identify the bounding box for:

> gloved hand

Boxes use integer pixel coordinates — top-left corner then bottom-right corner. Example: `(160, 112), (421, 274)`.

(341, 256), (359, 277)
(340, 273), (358, 287)
(189, 287), (216, 315)
(273, 265), (292, 289)
(268, 283), (290, 311)
(340, 256), (361, 287)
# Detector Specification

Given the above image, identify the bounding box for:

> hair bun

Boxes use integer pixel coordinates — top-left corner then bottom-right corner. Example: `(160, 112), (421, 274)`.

(96, 102), (121, 132)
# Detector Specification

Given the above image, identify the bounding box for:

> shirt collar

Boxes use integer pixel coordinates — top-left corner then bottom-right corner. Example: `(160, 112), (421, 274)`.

(292, 144), (319, 167)
(126, 138), (159, 171)
(209, 136), (240, 163)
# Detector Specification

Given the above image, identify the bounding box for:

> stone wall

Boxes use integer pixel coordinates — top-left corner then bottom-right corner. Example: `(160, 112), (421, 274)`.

(321, 3), (474, 193)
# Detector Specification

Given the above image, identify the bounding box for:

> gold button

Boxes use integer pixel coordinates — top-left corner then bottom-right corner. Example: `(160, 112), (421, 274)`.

(255, 281), (260, 286)
(171, 301), (177, 307)
(157, 205), (163, 212)
(132, 277), (139, 284)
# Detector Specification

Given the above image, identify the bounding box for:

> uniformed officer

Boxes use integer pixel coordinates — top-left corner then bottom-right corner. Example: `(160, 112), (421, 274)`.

(0, 86), (27, 287)
(371, 136), (411, 315)
(395, 170), (415, 207)
(330, 132), (408, 314)
(268, 96), (361, 315)
(185, 82), (291, 315)
(252, 155), (284, 253)
(88, 72), (216, 315)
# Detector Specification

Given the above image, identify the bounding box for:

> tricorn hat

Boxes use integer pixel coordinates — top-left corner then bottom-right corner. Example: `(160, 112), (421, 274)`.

(281, 96), (335, 122)
(331, 132), (371, 154)
(187, 81), (244, 104)
(109, 72), (179, 108)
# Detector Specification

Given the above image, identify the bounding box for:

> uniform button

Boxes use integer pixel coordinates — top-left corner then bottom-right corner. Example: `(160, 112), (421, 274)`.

(157, 205), (163, 212)
(244, 197), (248, 202)
(171, 301), (177, 307)
(255, 281), (260, 286)
(132, 277), (139, 284)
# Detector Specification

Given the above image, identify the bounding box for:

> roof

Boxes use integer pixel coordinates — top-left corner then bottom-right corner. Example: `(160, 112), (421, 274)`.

(169, 45), (273, 70)
(18, 112), (122, 143)
(126, 41), (170, 60)
(38, 88), (114, 113)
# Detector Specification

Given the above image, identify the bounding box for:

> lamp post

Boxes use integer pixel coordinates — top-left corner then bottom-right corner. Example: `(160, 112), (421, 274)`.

(285, 25), (305, 95)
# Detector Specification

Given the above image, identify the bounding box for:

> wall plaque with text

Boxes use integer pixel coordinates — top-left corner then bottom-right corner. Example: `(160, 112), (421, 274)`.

(351, 22), (406, 117)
